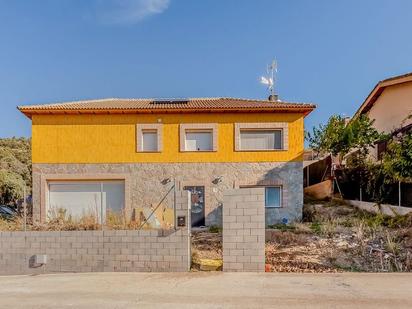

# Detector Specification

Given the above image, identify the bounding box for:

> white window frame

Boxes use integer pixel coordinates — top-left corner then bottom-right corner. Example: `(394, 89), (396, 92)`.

(40, 174), (131, 223)
(238, 183), (285, 209)
(264, 186), (282, 208)
(180, 123), (218, 152)
(47, 179), (126, 224)
(136, 123), (162, 152)
(184, 130), (213, 151)
(235, 122), (288, 152)
(239, 129), (283, 151)
(141, 130), (158, 152)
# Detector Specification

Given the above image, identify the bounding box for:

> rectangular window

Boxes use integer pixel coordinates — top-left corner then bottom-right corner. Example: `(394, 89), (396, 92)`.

(137, 123), (162, 152)
(48, 180), (125, 223)
(240, 129), (282, 150)
(142, 130), (158, 152)
(377, 140), (388, 160)
(185, 130), (213, 151)
(265, 186), (281, 208)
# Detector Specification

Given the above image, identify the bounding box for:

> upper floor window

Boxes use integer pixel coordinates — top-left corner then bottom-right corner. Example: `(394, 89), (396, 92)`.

(142, 130), (158, 152)
(136, 123), (162, 152)
(240, 129), (282, 150)
(185, 130), (213, 151)
(180, 123), (218, 152)
(235, 122), (288, 151)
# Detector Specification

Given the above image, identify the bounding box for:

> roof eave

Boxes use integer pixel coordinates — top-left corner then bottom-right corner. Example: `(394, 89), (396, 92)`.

(18, 106), (316, 118)
(354, 73), (412, 118)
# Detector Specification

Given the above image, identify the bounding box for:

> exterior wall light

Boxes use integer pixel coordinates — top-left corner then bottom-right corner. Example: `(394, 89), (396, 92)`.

(212, 176), (223, 185)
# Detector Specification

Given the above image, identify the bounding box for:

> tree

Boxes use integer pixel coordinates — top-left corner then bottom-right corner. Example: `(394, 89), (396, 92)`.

(306, 114), (383, 160)
(0, 170), (25, 204)
(0, 137), (31, 205)
(382, 131), (412, 183)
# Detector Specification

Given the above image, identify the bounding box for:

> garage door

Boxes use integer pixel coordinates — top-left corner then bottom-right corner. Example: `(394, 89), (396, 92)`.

(48, 180), (125, 223)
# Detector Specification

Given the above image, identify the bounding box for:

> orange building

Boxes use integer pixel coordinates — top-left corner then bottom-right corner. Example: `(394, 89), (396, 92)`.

(19, 97), (315, 226)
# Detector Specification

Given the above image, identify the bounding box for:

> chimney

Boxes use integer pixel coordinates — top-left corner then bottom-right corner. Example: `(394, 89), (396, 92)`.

(268, 94), (279, 102)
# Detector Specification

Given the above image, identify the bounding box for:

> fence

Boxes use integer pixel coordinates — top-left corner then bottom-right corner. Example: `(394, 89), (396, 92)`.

(303, 155), (332, 188)
(338, 171), (412, 208)
(0, 191), (191, 275)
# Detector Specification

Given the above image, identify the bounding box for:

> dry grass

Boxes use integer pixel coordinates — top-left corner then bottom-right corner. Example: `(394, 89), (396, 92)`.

(266, 199), (412, 272)
(0, 208), (169, 231)
(0, 217), (25, 231)
(266, 230), (307, 246)
(190, 199), (412, 273)
(292, 222), (312, 234)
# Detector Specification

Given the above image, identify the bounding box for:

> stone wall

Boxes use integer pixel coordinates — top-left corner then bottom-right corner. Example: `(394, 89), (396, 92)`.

(32, 162), (303, 226)
(0, 192), (190, 275)
(222, 188), (265, 272)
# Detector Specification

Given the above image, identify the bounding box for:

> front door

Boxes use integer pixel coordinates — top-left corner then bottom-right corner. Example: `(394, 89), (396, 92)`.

(183, 186), (205, 227)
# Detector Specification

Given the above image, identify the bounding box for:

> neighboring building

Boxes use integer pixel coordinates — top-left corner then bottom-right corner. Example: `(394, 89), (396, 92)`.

(18, 97), (315, 227)
(354, 72), (412, 160)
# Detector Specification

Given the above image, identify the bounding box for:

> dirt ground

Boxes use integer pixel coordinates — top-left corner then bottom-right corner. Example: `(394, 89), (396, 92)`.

(191, 200), (412, 272)
(191, 229), (223, 270)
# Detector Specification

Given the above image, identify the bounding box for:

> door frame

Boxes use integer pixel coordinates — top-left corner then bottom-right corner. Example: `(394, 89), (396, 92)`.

(183, 185), (206, 227)
(179, 181), (208, 227)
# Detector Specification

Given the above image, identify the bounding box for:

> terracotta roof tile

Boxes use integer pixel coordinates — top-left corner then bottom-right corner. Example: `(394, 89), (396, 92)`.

(18, 97), (316, 117)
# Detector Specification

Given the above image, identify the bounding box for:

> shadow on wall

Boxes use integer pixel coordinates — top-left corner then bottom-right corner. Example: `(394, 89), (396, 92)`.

(202, 157), (304, 227)
(206, 203), (222, 226)
(260, 160), (304, 226)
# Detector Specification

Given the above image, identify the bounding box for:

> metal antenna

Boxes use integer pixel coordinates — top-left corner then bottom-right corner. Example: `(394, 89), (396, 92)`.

(260, 59), (278, 100)
(269, 60), (277, 95)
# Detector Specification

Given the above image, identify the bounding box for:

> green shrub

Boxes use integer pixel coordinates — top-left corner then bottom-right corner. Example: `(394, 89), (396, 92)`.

(267, 223), (296, 232)
(310, 222), (322, 234)
(209, 225), (222, 233)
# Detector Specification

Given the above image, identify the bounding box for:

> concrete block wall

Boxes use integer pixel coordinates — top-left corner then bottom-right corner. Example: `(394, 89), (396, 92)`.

(222, 188), (265, 272)
(0, 191), (190, 275)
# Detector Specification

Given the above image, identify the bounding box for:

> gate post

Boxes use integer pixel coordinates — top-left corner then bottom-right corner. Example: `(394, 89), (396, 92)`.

(174, 190), (191, 271)
(222, 188), (265, 272)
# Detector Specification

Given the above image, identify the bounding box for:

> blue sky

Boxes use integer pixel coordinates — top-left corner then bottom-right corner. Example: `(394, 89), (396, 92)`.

(1, 0), (412, 137)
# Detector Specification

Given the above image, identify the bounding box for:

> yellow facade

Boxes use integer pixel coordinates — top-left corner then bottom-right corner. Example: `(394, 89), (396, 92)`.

(32, 112), (305, 163)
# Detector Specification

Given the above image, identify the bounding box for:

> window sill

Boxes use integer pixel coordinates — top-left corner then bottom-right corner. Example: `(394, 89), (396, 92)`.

(137, 151), (161, 153)
(180, 150), (217, 153)
(265, 206), (282, 208)
(236, 149), (286, 152)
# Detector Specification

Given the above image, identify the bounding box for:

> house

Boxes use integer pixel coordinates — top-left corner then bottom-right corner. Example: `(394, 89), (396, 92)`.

(18, 97), (315, 227)
(354, 72), (412, 160)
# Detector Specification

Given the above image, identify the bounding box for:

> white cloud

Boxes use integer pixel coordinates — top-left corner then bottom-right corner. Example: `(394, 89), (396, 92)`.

(96, 0), (170, 25)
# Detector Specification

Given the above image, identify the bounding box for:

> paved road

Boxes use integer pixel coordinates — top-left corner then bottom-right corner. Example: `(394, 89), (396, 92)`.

(0, 272), (411, 308)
